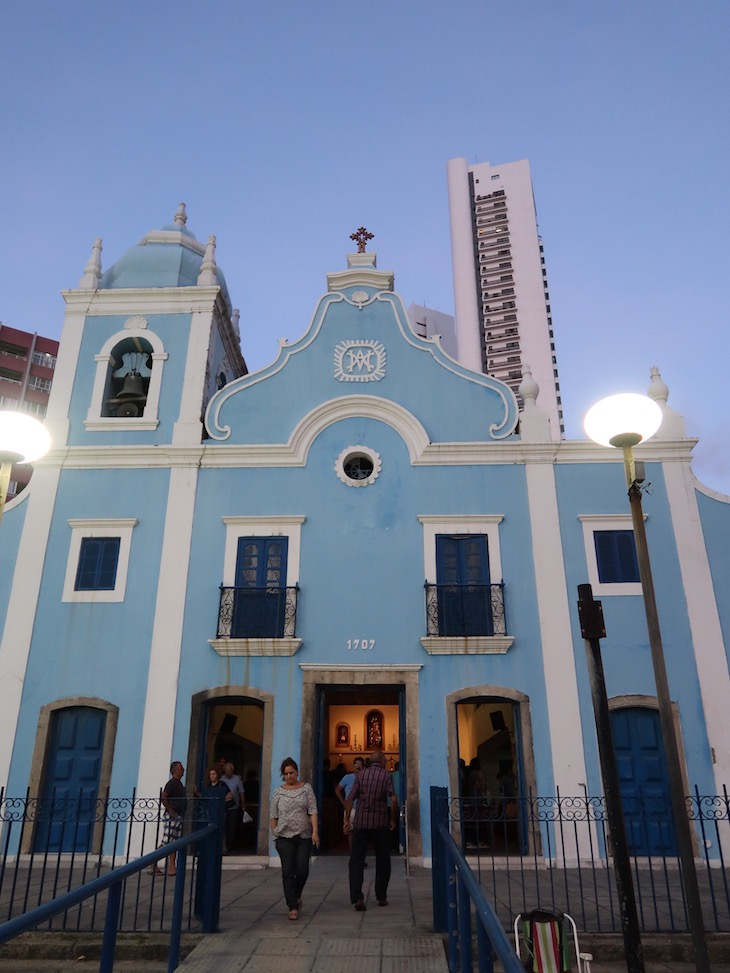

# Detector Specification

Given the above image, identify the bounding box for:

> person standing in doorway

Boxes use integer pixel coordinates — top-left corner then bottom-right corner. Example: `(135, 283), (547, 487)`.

(344, 749), (397, 911)
(221, 762), (245, 854)
(270, 757), (319, 920)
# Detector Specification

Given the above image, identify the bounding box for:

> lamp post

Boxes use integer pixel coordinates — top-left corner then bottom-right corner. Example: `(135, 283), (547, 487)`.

(577, 583), (644, 973)
(0, 411), (52, 525)
(584, 393), (709, 973)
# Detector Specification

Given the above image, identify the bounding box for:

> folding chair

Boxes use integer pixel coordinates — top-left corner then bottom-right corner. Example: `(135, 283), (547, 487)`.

(513, 909), (593, 973)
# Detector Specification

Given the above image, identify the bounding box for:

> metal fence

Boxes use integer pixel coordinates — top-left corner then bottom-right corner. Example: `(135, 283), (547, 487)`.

(0, 790), (221, 933)
(443, 788), (730, 934)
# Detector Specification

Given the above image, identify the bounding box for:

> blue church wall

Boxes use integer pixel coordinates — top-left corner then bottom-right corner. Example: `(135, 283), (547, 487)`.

(209, 292), (517, 448)
(6, 467), (170, 795)
(555, 461), (715, 794)
(0, 493), (28, 631)
(697, 489), (730, 669)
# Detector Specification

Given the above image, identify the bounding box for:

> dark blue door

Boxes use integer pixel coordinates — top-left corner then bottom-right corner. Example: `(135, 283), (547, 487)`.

(35, 707), (106, 853)
(611, 707), (676, 856)
(232, 537), (288, 637)
(436, 535), (492, 636)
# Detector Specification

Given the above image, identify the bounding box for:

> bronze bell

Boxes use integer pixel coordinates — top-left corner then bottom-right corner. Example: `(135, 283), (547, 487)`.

(107, 371), (147, 418)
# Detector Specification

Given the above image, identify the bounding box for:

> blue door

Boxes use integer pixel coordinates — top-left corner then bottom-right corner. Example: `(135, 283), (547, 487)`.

(35, 707), (106, 853)
(436, 535), (492, 636)
(611, 707), (676, 856)
(232, 537), (288, 637)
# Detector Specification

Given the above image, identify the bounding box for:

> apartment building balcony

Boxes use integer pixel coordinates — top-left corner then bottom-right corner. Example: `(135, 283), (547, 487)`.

(209, 585), (301, 657)
(421, 583), (513, 656)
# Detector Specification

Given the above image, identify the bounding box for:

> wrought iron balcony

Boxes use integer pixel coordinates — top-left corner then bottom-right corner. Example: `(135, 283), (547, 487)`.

(424, 582), (507, 637)
(217, 585), (299, 639)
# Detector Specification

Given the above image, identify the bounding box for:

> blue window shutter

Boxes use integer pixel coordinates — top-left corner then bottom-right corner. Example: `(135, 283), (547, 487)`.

(232, 537), (288, 637)
(436, 535), (492, 636)
(594, 530), (640, 583)
(75, 537), (121, 591)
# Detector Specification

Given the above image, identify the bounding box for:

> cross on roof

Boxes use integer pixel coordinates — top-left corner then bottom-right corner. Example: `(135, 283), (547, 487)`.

(350, 227), (374, 253)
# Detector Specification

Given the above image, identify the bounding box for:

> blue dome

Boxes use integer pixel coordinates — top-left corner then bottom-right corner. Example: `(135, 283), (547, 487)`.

(98, 217), (232, 309)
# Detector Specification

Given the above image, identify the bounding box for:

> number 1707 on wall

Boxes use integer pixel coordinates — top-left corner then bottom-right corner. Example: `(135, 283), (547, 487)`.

(347, 639), (375, 651)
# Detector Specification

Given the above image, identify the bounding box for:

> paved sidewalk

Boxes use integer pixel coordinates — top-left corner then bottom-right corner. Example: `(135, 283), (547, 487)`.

(181, 855), (449, 972)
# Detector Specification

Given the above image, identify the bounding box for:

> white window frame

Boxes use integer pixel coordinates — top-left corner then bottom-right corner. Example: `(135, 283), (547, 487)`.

(85, 325), (167, 431)
(578, 514), (643, 596)
(417, 515), (512, 655)
(62, 518), (138, 603)
(211, 516), (306, 657)
(418, 515), (504, 584)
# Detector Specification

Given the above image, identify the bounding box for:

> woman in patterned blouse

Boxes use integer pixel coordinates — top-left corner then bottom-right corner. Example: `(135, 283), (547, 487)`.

(270, 757), (320, 920)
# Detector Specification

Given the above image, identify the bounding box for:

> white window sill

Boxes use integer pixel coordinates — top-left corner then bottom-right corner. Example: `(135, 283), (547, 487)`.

(420, 636), (514, 655)
(209, 638), (302, 657)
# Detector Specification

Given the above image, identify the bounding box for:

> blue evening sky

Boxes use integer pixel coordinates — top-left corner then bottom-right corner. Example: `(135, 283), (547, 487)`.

(2, 2), (728, 491)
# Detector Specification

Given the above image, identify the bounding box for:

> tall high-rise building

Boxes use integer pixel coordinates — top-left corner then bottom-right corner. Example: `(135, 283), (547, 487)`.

(447, 157), (563, 438)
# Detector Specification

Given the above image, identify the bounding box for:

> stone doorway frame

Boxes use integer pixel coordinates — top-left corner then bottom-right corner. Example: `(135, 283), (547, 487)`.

(187, 685), (274, 857)
(300, 664), (423, 860)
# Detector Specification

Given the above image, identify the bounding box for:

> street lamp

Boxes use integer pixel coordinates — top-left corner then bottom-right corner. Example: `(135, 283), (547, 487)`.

(0, 411), (52, 525)
(584, 393), (710, 973)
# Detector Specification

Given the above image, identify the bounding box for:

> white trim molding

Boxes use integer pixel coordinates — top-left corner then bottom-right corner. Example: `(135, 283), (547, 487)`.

(221, 515), (305, 587)
(62, 518), (138, 603)
(85, 329), (168, 430)
(417, 515), (504, 583)
(578, 514), (643, 597)
(214, 516), (306, 657)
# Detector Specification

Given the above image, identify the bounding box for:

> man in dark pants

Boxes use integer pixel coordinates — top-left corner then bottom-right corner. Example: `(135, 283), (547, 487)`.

(344, 749), (397, 911)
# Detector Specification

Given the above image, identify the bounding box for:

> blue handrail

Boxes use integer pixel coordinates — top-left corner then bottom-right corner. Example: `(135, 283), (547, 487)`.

(0, 822), (219, 973)
(432, 787), (523, 973)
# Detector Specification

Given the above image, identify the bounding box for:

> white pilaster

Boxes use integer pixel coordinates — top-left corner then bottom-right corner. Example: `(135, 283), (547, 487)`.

(0, 466), (61, 789)
(45, 307), (89, 448)
(525, 461), (588, 792)
(664, 462), (730, 789)
(172, 304), (217, 446)
(135, 458), (201, 801)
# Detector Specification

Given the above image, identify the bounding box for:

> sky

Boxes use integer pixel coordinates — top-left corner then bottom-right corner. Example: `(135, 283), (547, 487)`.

(2, 1), (729, 492)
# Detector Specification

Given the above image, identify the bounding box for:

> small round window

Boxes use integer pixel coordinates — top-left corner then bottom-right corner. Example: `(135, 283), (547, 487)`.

(335, 446), (382, 488)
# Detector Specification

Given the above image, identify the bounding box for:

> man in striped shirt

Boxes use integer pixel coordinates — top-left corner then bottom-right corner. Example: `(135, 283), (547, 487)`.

(344, 750), (397, 910)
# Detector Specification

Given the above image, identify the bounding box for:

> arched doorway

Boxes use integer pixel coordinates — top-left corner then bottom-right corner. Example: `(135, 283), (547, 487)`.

(187, 687), (273, 856)
(447, 686), (536, 855)
(27, 698), (118, 855)
(610, 705), (676, 856)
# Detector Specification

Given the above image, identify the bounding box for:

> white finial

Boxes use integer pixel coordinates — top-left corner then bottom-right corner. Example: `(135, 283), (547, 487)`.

(518, 365), (540, 407)
(648, 365), (669, 405)
(174, 203), (187, 226)
(647, 366), (685, 439)
(517, 364), (551, 443)
(231, 308), (240, 339)
(197, 235), (218, 286)
(78, 238), (103, 289)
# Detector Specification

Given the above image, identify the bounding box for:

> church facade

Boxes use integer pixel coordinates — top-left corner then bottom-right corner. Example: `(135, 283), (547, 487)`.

(1, 210), (729, 864)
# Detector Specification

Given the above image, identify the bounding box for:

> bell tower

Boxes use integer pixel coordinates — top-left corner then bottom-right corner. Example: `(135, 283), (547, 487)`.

(47, 205), (246, 450)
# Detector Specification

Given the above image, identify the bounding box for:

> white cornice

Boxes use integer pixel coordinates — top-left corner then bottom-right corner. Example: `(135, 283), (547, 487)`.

(327, 269), (394, 291)
(61, 287), (221, 316)
(34, 437), (698, 472)
(39, 446), (205, 469)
